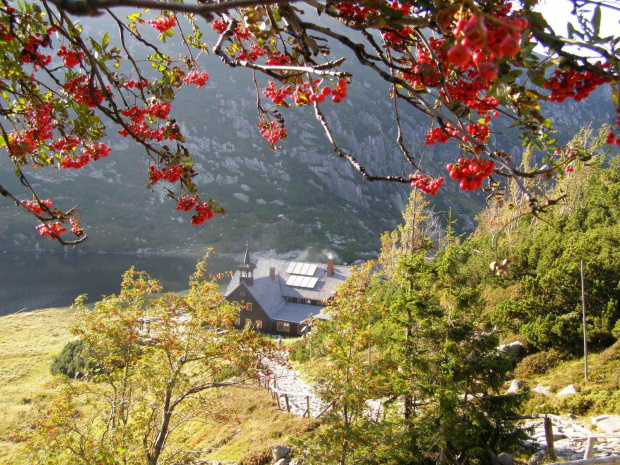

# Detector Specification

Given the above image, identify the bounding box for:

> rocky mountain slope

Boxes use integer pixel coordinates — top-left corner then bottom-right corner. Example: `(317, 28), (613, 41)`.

(0, 17), (616, 261)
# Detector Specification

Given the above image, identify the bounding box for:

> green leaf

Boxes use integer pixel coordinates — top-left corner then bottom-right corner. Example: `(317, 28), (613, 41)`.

(102, 32), (109, 49)
(592, 5), (601, 37)
(611, 83), (620, 108)
(379, 5), (404, 19)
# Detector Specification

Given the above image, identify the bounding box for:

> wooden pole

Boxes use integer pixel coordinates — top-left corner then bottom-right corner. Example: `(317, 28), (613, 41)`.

(284, 394), (290, 412)
(581, 260), (589, 382)
(306, 396), (310, 418)
(368, 310), (372, 365)
(544, 415), (556, 461)
(584, 436), (596, 460)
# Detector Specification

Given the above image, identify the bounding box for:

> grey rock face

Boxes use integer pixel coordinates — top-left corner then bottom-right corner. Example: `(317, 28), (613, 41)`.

(273, 445), (291, 461)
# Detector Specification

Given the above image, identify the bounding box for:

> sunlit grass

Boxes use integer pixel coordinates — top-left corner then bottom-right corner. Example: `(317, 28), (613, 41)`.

(0, 307), (314, 464)
(0, 306), (77, 463)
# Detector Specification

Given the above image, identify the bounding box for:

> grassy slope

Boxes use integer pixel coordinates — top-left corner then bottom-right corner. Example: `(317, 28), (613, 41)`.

(0, 307), (313, 465)
(0, 306), (76, 463)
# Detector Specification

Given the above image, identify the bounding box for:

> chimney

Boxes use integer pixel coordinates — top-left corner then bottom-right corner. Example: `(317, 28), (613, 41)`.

(270, 267), (276, 280)
(327, 259), (334, 276)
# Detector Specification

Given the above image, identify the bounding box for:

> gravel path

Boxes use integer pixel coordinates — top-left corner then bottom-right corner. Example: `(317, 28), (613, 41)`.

(260, 362), (620, 464)
(262, 358), (324, 418)
(522, 415), (620, 463)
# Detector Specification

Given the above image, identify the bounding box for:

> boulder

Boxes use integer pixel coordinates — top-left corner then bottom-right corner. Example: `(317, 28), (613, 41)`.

(273, 445), (291, 462)
(497, 453), (514, 465)
(507, 380), (524, 393)
(533, 385), (552, 396)
(274, 460), (288, 465)
(289, 459), (305, 465)
(592, 415), (620, 433)
(557, 385), (577, 396)
(529, 451), (546, 465)
(498, 341), (526, 359)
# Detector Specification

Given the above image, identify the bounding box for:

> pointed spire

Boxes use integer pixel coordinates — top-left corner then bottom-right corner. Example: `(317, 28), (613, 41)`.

(243, 242), (251, 265)
(238, 242), (256, 286)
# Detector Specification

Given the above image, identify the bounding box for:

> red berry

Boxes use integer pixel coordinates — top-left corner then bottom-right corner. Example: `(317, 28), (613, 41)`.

(447, 43), (471, 67)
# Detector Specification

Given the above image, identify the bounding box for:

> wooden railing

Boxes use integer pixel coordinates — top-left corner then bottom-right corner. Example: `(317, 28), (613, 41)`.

(523, 414), (620, 464)
(258, 374), (333, 419)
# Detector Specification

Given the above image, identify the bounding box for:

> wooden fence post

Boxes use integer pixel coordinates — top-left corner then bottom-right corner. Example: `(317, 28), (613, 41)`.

(306, 396), (310, 418)
(584, 436), (596, 460)
(284, 394), (290, 412)
(544, 415), (556, 461)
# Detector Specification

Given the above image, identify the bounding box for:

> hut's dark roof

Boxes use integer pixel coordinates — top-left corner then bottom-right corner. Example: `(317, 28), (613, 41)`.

(224, 258), (351, 323)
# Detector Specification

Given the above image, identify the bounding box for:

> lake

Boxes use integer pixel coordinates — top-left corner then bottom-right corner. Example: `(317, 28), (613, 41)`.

(0, 252), (235, 316)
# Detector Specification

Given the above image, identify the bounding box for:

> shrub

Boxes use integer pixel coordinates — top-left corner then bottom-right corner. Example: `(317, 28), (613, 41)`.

(239, 445), (275, 465)
(514, 349), (566, 378)
(50, 339), (96, 379)
(288, 339), (311, 363)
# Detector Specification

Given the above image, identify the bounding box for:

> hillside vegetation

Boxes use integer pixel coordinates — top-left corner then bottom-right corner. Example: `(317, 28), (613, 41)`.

(1, 136), (619, 465)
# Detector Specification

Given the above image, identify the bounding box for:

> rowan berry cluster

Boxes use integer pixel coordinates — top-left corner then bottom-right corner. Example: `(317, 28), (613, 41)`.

(50, 136), (81, 153)
(61, 142), (112, 169)
(123, 79), (148, 90)
(211, 20), (227, 34)
(409, 174), (445, 195)
(57, 45), (83, 67)
(21, 199), (52, 215)
(19, 31), (54, 69)
(70, 218), (84, 237)
(191, 203), (215, 225)
(6, 103), (54, 158)
(176, 195), (197, 212)
(544, 63), (611, 103)
(149, 165), (184, 184)
(403, 38), (445, 88)
(447, 157), (495, 191)
(263, 81), (291, 105)
(447, 8), (528, 80)
(258, 121), (288, 144)
(606, 108), (620, 146)
(265, 51), (291, 66)
(63, 76), (107, 108)
(234, 43), (267, 62)
(331, 79), (348, 103)
(119, 102), (180, 143)
(183, 71), (210, 88)
(148, 16), (177, 34)
(36, 221), (66, 240)
(382, 26), (413, 45)
(334, 2), (376, 21)
(465, 123), (490, 144)
(81, 142), (112, 162)
(424, 124), (461, 145)
(264, 79), (349, 106)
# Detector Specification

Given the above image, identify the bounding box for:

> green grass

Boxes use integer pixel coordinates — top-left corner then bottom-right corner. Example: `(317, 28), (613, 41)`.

(0, 307), (314, 465)
(0, 306), (77, 463)
(519, 342), (620, 416)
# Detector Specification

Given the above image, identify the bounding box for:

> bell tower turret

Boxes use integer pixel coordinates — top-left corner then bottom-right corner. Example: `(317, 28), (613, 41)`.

(237, 243), (256, 286)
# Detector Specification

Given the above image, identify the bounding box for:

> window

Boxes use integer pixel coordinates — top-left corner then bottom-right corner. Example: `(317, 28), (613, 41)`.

(239, 291), (246, 297)
(245, 318), (252, 327)
(277, 321), (290, 333)
(232, 301), (239, 307)
(234, 316), (240, 326)
(246, 303), (253, 311)
(256, 320), (263, 330)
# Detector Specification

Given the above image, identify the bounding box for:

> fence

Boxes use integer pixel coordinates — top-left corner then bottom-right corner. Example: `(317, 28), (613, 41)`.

(258, 374), (333, 420)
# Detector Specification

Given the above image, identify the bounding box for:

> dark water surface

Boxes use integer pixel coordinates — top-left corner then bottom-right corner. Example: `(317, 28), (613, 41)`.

(0, 252), (234, 316)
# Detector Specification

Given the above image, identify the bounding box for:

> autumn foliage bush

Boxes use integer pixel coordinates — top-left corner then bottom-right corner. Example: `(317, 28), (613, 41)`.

(50, 339), (96, 379)
(514, 349), (567, 378)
